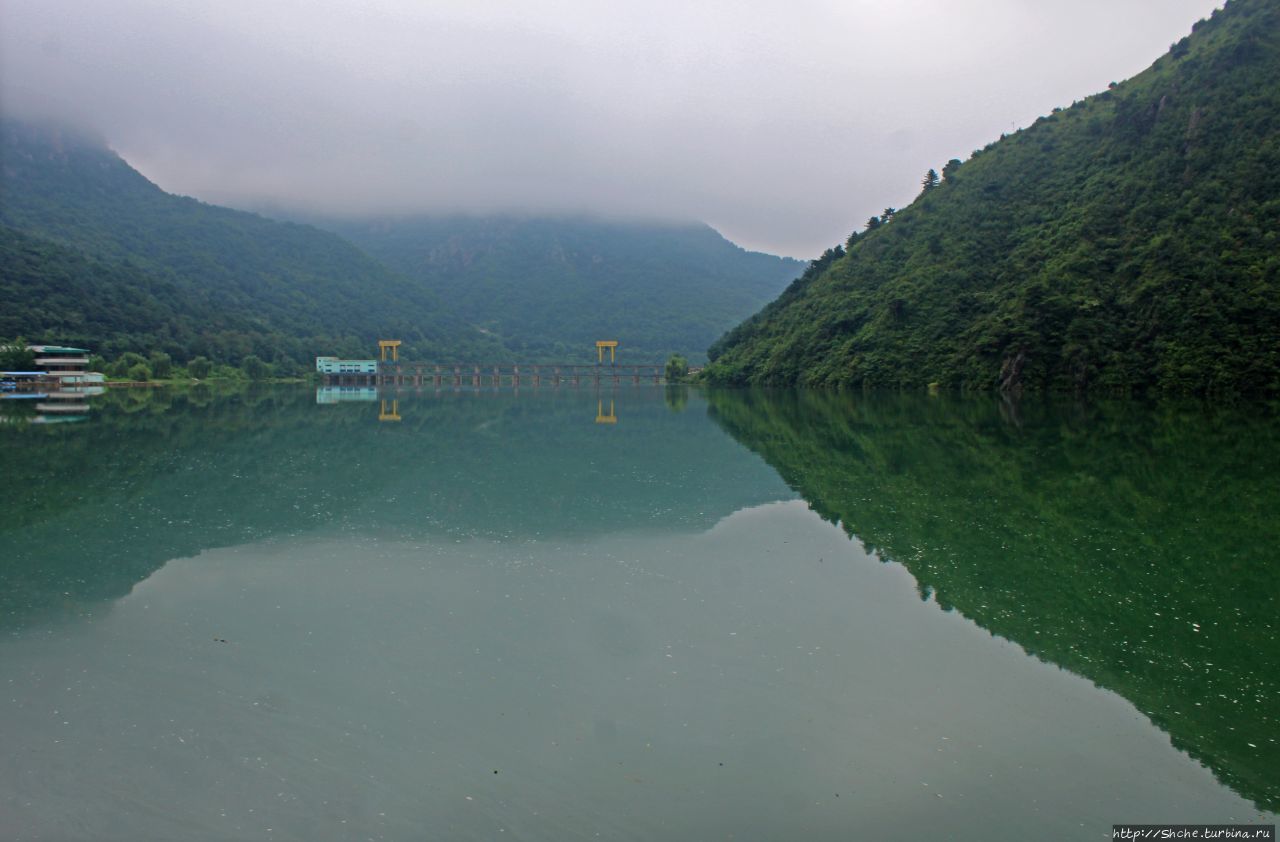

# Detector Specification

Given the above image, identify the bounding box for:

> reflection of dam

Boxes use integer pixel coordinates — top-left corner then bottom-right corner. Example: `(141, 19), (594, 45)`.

(315, 387), (624, 425)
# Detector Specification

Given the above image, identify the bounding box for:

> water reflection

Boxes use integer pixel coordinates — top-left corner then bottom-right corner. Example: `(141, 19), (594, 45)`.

(316, 385), (626, 425)
(0, 382), (107, 425)
(2, 384), (1276, 821)
(707, 389), (1280, 812)
(0, 385), (789, 632)
(315, 385), (378, 403)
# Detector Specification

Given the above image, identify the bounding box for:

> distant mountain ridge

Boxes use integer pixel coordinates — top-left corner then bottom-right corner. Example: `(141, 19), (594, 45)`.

(706, 0), (1280, 393)
(314, 214), (805, 363)
(1, 118), (801, 366)
(0, 119), (500, 364)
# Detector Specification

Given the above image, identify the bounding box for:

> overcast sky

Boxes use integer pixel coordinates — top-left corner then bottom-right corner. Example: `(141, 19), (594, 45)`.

(2, 0), (1221, 257)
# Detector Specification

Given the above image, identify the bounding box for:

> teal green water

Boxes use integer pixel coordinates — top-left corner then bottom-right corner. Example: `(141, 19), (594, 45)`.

(0, 386), (1276, 840)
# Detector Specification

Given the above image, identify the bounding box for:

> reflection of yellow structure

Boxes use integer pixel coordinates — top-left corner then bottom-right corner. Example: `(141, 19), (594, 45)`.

(379, 398), (401, 422)
(595, 399), (617, 424)
(595, 340), (618, 364)
(378, 340), (402, 362)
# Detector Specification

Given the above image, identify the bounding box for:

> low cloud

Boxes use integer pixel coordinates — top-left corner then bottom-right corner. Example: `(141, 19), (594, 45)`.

(1, 0), (1220, 256)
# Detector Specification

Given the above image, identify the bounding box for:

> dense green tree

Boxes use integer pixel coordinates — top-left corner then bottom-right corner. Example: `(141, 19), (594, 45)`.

(921, 169), (940, 190)
(106, 352), (146, 379)
(0, 338), (36, 370)
(241, 355), (269, 380)
(148, 351), (172, 379)
(126, 363), (150, 382)
(187, 356), (212, 379)
(664, 353), (690, 382)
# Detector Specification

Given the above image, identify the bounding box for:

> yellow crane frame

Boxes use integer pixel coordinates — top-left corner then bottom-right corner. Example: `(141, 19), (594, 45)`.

(595, 340), (618, 364)
(378, 340), (402, 362)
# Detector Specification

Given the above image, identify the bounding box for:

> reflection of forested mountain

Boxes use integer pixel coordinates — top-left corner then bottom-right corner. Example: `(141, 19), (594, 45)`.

(0, 386), (790, 631)
(708, 390), (1279, 812)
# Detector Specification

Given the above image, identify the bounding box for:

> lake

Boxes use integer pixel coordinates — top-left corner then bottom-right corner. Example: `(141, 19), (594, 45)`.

(1, 385), (1276, 840)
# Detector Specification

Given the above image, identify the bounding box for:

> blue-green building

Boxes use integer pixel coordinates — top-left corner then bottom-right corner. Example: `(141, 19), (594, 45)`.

(315, 357), (378, 376)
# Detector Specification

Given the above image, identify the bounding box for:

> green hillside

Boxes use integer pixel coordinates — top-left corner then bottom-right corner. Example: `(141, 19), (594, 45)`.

(0, 120), (501, 365)
(318, 215), (804, 363)
(706, 0), (1280, 393)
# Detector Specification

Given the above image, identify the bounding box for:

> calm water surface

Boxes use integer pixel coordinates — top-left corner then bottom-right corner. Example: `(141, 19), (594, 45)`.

(1, 385), (1276, 840)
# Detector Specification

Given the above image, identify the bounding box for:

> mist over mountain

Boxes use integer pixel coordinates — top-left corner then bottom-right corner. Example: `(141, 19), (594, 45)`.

(3, 0), (1268, 380)
(1, 0), (1222, 257)
(0, 120), (499, 364)
(312, 214), (805, 362)
(0, 119), (799, 365)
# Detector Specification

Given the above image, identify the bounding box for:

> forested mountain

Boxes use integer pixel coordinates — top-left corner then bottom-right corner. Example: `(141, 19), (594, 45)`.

(316, 215), (804, 363)
(706, 0), (1280, 393)
(0, 120), (501, 365)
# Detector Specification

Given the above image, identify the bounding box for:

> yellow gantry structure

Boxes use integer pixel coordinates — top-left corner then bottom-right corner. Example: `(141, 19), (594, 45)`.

(379, 398), (401, 422)
(378, 340), (402, 362)
(596, 340), (619, 364)
(595, 399), (617, 425)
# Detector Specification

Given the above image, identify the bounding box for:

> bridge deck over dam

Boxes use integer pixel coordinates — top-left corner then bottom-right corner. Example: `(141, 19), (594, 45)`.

(322, 363), (668, 387)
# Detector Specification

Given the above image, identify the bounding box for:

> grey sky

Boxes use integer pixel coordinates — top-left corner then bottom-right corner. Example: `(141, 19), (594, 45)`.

(2, 0), (1221, 257)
